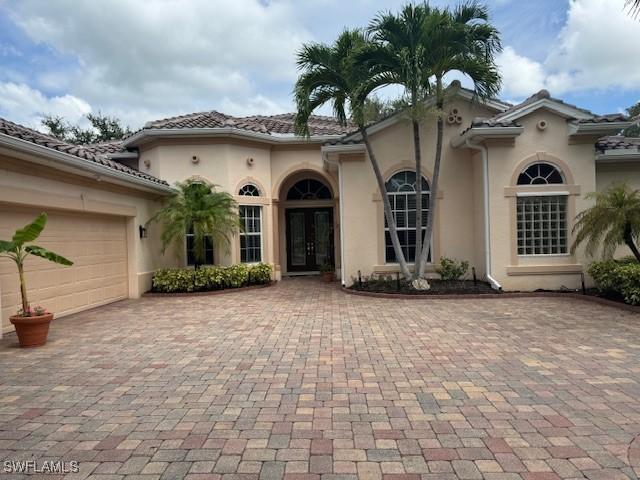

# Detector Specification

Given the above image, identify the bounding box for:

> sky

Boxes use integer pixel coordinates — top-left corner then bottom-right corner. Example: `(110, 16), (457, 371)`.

(0, 0), (638, 131)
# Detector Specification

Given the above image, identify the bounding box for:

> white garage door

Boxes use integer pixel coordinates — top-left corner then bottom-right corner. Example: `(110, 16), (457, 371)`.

(1, 206), (128, 333)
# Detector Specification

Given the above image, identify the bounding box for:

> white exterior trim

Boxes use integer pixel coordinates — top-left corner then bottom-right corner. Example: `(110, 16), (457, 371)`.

(516, 191), (570, 197)
(122, 127), (343, 148)
(450, 126), (524, 148)
(496, 98), (594, 123)
(596, 150), (640, 163)
(568, 121), (631, 136)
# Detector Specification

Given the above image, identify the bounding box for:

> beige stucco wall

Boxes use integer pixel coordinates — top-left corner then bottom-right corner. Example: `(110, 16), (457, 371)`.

(0, 153), (178, 335)
(485, 111), (596, 290)
(339, 98), (491, 284)
(137, 139), (340, 277)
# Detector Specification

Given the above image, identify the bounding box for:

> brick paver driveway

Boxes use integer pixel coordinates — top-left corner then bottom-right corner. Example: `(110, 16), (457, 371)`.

(1, 278), (640, 480)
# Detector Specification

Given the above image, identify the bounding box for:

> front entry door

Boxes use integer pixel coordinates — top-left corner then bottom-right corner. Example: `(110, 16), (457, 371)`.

(286, 208), (334, 272)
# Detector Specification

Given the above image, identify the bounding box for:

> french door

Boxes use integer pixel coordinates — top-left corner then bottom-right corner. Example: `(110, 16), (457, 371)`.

(286, 208), (334, 272)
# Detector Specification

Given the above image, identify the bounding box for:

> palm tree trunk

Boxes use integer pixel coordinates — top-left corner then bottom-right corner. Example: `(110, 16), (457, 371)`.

(417, 77), (444, 277)
(413, 118), (422, 280)
(624, 224), (640, 261)
(360, 126), (412, 280)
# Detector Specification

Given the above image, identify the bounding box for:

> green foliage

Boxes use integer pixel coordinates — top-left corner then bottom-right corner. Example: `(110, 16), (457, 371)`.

(152, 263), (273, 293)
(572, 183), (640, 261)
(589, 259), (640, 305)
(0, 213), (73, 313)
(41, 112), (132, 145)
(148, 180), (240, 266)
(625, 100), (640, 137)
(436, 257), (469, 281)
(319, 263), (333, 273)
(357, 96), (407, 124)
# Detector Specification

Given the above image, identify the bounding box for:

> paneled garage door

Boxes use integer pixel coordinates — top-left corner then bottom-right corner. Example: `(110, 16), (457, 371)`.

(0, 206), (128, 333)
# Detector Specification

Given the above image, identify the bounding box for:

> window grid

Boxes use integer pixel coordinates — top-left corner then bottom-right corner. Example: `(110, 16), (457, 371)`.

(384, 171), (430, 263)
(240, 205), (262, 263)
(517, 195), (568, 255)
(239, 184), (260, 196)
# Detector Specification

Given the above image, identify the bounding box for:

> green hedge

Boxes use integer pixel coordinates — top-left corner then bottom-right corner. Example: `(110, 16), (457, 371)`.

(589, 258), (640, 305)
(152, 263), (273, 293)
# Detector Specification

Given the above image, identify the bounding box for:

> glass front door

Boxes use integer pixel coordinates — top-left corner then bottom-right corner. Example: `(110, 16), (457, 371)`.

(286, 208), (334, 272)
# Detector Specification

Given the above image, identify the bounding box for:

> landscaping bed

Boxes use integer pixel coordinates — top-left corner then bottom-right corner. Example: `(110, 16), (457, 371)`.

(349, 278), (497, 295)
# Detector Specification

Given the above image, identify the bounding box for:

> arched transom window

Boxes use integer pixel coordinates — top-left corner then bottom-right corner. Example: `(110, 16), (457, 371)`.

(239, 184), (260, 196)
(515, 162), (568, 255)
(384, 170), (430, 263)
(517, 162), (564, 185)
(286, 179), (332, 200)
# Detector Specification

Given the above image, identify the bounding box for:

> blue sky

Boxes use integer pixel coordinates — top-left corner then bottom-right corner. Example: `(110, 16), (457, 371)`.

(0, 0), (638, 130)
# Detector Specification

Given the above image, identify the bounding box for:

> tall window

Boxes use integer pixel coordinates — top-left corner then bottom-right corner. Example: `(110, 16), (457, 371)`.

(238, 184), (262, 263)
(186, 227), (214, 265)
(516, 163), (568, 255)
(384, 170), (430, 263)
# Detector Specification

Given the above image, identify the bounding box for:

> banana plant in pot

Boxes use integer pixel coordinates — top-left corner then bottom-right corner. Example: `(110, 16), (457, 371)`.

(0, 213), (73, 347)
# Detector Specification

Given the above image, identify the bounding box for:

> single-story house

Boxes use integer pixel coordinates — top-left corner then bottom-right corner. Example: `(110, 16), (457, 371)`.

(1, 82), (639, 334)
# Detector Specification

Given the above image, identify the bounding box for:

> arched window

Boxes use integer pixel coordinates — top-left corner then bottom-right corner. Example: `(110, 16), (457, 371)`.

(239, 184), (260, 196)
(384, 170), (430, 263)
(517, 162), (564, 185)
(286, 179), (332, 200)
(515, 162), (568, 255)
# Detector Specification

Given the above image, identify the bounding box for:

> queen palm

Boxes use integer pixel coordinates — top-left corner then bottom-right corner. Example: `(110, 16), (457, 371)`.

(294, 29), (413, 279)
(149, 180), (240, 268)
(364, 1), (502, 286)
(572, 183), (640, 262)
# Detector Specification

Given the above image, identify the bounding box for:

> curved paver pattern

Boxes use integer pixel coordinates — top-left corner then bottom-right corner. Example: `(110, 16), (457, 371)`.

(1, 277), (640, 479)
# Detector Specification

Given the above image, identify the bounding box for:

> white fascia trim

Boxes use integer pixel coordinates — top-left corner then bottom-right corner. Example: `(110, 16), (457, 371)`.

(450, 126), (524, 148)
(105, 152), (139, 160)
(568, 122), (631, 136)
(0, 133), (174, 194)
(496, 98), (594, 123)
(596, 150), (640, 162)
(122, 128), (342, 147)
(516, 191), (570, 197)
(321, 143), (366, 157)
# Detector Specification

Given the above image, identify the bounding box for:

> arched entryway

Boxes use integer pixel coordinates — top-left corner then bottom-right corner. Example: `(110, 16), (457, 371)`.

(276, 170), (338, 275)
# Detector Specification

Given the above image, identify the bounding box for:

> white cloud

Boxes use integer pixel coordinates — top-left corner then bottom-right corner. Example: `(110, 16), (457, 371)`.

(2, 0), (308, 127)
(0, 82), (91, 129)
(499, 0), (640, 101)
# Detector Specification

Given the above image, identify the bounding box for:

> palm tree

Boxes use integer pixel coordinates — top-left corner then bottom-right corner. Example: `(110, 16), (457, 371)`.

(294, 30), (412, 279)
(572, 183), (640, 262)
(627, 0), (640, 17)
(364, 4), (435, 273)
(149, 180), (240, 268)
(370, 2), (501, 286)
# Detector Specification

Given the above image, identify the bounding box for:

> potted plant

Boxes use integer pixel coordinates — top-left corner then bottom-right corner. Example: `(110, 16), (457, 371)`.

(0, 213), (73, 347)
(320, 263), (334, 282)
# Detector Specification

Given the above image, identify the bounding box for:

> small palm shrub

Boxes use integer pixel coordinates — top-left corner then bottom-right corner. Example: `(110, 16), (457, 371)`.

(589, 258), (640, 305)
(436, 257), (469, 281)
(152, 263), (272, 293)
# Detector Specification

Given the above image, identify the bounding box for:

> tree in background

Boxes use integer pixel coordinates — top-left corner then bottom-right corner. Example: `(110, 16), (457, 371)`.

(627, 0), (640, 17)
(356, 96), (408, 124)
(41, 112), (132, 144)
(625, 101), (640, 137)
(572, 183), (640, 262)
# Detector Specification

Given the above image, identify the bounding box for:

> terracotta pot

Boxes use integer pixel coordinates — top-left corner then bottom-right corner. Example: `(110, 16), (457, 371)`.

(321, 271), (334, 283)
(9, 313), (53, 348)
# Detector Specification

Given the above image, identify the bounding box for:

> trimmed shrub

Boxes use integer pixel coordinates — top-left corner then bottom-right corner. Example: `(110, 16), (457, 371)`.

(436, 257), (469, 281)
(152, 263), (272, 293)
(589, 258), (640, 305)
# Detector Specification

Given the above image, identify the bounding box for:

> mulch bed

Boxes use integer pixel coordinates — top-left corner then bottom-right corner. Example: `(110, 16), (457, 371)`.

(349, 279), (497, 295)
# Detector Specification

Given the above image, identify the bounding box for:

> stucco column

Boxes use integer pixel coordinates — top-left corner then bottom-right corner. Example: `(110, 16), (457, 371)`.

(271, 200), (281, 279)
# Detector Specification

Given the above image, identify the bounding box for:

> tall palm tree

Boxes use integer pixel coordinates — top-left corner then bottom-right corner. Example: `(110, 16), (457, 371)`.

(572, 183), (640, 262)
(627, 0), (640, 17)
(294, 30), (412, 279)
(149, 180), (240, 268)
(364, 4), (435, 272)
(369, 2), (501, 285)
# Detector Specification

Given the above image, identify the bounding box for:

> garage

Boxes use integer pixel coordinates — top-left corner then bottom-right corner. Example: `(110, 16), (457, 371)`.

(0, 206), (128, 333)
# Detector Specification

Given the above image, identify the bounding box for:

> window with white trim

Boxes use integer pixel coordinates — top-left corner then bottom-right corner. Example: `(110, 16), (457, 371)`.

(239, 205), (262, 263)
(238, 184), (260, 196)
(384, 170), (430, 263)
(516, 162), (568, 255)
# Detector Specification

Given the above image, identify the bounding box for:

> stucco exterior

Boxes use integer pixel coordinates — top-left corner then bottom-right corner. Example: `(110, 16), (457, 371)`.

(0, 86), (638, 337)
